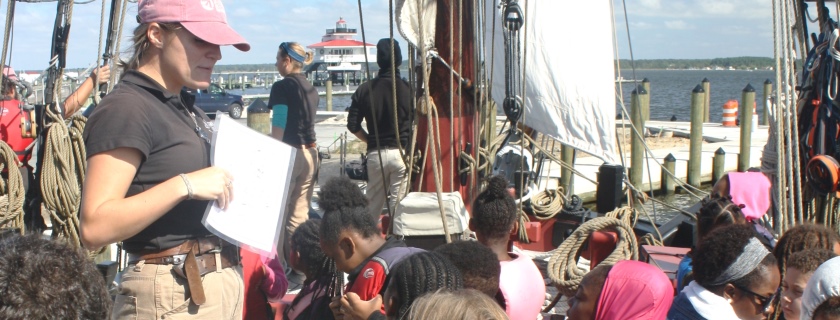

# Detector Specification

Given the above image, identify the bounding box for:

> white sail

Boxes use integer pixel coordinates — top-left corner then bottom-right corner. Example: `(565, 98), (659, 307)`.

(396, 0), (437, 51)
(486, 0), (619, 163)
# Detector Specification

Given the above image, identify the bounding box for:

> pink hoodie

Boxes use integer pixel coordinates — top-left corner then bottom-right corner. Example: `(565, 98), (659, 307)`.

(727, 171), (771, 221)
(595, 260), (674, 320)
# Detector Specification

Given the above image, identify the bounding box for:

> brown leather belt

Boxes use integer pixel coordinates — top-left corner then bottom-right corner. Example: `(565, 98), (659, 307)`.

(126, 236), (240, 306)
(291, 142), (316, 149)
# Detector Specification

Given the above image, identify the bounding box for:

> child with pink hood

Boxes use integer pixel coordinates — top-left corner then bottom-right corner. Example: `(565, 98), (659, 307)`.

(566, 260), (674, 320)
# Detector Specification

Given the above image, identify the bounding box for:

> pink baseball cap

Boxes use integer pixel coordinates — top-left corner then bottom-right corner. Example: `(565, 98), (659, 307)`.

(138, 0), (250, 52)
(3, 66), (17, 82)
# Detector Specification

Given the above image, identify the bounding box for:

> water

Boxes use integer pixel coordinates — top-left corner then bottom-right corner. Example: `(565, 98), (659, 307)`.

(612, 70), (775, 224)
(617, 69), (776, 122)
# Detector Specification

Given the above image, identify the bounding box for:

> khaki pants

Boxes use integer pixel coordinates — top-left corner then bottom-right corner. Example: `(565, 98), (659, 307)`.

(111, 262), (244, 320)
(280, 147), (318, 264)
(365, 148), (407, 219)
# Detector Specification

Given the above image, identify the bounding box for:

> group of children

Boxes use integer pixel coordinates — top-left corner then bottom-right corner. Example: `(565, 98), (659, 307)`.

(266, 174), (546, 320)
(3, 169), (840, 320)
(255, 170), (840, 320)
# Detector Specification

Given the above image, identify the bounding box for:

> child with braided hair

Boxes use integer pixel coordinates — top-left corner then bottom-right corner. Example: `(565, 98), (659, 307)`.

(774, 224), (840, 274)
(434, 240), (503, 303)
(283, 219), (337, 320)
(339, 252), (465, 320)
(317, 177), (423, 319)
(676, 196), (748, 291)
(780, 249), (837, 320)
(470, 175), (545, 320)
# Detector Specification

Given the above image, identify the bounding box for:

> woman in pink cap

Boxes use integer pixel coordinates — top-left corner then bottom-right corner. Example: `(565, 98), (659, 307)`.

(81, 0), (250, 319)
(566, 260), (674, 320)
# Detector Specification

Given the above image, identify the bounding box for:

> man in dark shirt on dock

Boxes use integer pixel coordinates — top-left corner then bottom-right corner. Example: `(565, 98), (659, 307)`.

(346, 38), (413, 218)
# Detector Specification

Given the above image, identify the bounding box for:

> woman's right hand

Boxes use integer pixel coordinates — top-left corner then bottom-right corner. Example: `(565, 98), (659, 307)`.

(183, 167), (234, 209)
(91, 65), (111, 85)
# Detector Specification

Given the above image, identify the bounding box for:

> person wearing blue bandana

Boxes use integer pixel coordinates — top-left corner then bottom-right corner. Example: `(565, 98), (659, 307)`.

(269, 41), (319, 290)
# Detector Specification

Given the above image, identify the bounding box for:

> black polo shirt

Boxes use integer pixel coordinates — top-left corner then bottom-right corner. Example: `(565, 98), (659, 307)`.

(268, 73), (319, 146)
(83, 71), (213, 253)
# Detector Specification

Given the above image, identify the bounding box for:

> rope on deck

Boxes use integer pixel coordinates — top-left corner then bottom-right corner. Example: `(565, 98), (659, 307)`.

(547, 215), (638, 297)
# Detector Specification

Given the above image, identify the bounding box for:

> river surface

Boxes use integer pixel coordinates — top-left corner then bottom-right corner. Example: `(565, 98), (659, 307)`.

(617, 69), (776, 122)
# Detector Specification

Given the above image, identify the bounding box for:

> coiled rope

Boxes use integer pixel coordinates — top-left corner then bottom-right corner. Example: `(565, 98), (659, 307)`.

(530, 187), (565, 220)
(41, 114), (87, 247)
(0, 140), (24, 232)
(547, 214), (638, 297)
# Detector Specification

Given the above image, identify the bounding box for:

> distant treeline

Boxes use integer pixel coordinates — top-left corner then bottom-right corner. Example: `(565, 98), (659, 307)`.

(617, 57), (774, 70)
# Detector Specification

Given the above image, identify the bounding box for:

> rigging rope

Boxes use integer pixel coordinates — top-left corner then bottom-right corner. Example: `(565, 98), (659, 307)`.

(0, 0), (16, 96)
(38, 0), (91, 249)
(413, 0), (452, 243)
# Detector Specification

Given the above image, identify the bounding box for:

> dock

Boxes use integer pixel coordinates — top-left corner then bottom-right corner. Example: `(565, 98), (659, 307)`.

(238, 112), (769, 206)
(538, 120), (769, 203)
(241, 87), (356, 102)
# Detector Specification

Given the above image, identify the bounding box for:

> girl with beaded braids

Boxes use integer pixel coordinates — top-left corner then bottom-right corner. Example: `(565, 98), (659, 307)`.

(284, 219), (336, 320)
(338, 252), (464, 320)
(773, 224), (840, 275)
(470, 175), (545, 320)
(668, 224), (781, 320)
(773, 226), (840, 320)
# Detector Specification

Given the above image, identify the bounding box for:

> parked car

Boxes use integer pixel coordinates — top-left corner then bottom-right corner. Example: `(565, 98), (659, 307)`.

(184, 83), (244, 119)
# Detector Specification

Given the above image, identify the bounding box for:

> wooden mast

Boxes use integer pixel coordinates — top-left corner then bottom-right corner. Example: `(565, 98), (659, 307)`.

(414, 0), (477, 211)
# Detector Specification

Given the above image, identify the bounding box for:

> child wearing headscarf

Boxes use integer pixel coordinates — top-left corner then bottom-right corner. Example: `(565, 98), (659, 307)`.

(566, 260), (673, 320)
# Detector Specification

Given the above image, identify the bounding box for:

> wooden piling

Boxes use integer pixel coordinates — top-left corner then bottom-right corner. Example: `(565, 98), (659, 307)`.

(662, 153), (676, 195)
(688, 84), (705, 187)
(739, 84), (756, 172)
(702, 78), (711, 122)
(763, 79), (772, 126)
(561, 145), (574, 194)
(630, 86), (646, 188)
(712, 147), (726, 184)
(326, 80), (333, 111)
(642, 78), (651, 121)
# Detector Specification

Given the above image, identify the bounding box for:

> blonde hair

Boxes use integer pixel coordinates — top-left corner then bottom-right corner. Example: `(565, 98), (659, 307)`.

(279, 42), (314, 71)
(406, 289), (509, 320)
(119, 22), (181, 76)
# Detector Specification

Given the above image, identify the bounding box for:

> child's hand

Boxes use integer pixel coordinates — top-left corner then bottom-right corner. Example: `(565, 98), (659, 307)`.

(340, 293), (383, 320)
(329, 296), (344, 320)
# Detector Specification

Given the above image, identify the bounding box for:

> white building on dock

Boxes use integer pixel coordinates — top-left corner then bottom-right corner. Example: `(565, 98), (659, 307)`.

(306, 18), (375, 86)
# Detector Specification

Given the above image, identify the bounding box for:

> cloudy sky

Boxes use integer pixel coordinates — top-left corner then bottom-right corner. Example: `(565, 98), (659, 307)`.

(0, 0), (814, 70)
